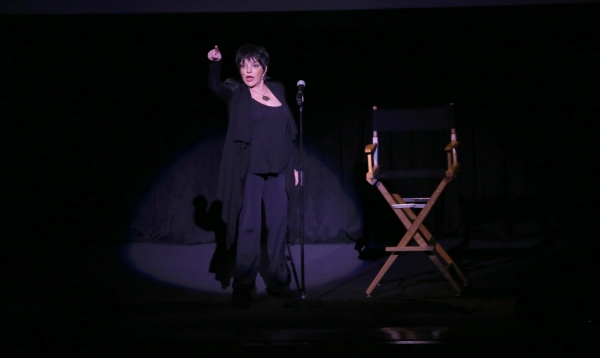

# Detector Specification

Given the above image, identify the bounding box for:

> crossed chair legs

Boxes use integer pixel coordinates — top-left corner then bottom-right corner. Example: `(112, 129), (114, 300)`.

(366, 178), (469, 296)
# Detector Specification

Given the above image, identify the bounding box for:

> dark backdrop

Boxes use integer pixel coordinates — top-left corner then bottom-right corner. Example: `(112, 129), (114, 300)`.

(2, 3), (599, 251)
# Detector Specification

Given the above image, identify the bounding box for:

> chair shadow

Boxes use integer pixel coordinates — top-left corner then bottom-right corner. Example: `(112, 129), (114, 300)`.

(193, 196), (235, 289)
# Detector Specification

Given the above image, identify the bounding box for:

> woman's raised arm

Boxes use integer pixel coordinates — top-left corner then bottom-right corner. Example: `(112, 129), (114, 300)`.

(207, 45), (237, 101)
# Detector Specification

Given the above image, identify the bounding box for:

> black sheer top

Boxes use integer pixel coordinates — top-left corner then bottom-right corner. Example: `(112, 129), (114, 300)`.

(248, 100), (292, 174)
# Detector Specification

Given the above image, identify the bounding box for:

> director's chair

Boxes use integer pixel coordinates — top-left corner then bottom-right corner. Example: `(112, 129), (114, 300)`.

(364, 104), (469, 295)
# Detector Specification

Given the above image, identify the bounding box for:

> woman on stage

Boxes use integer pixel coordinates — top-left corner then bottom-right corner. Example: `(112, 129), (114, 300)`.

(207, 44), (298, 309)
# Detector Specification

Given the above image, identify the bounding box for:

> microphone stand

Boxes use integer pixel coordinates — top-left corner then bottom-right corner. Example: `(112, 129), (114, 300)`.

(284, 83), (322, 309)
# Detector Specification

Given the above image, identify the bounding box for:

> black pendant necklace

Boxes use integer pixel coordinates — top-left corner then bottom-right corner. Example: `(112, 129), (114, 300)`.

(251, 87), (270, 101)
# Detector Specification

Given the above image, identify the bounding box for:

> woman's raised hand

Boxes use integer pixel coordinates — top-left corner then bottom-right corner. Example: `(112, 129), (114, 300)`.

(207, 45), (222, 61)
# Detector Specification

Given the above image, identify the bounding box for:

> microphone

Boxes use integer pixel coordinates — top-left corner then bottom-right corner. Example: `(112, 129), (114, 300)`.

(296, 80), (305, 106)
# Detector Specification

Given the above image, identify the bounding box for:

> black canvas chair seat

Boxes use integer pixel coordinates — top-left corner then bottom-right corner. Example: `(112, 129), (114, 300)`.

(364, 104), (469, 296)
(375, 169), (448, 179)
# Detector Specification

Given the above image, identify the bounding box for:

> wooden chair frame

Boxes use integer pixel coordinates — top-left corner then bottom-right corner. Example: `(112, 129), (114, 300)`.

(364, 105), (468, 296)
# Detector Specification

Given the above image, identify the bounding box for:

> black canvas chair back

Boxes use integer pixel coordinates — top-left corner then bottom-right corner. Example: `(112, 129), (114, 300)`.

(373, 105), (455, 132)
(372, 105), (456, 180)
(364, 104), (468, 296)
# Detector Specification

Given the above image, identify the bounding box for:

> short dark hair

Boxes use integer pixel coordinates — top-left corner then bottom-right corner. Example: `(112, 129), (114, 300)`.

(235, 43), (270, 70)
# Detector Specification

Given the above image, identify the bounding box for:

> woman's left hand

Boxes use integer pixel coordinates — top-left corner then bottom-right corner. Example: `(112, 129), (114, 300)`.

(294, 170), (299, 186)
(207, 45), (222, 61)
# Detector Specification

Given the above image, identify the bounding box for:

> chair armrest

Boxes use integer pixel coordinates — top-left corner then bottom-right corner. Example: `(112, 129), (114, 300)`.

(365, 143), (379, 184)
(365, 143), (377, 153)
(366, 165), (380, 181)
(446, 163), (460, 177)
(445, 140), (459, 151)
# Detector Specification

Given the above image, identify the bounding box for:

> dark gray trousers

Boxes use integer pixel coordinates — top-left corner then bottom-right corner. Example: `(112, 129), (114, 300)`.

(233, 173), (289, 293)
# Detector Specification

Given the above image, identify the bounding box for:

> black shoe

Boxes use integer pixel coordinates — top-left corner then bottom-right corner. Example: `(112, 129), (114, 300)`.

(232, 290), (252, 309)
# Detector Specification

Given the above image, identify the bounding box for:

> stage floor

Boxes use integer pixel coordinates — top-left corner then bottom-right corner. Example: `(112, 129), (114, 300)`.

(2, 237), (597, 356)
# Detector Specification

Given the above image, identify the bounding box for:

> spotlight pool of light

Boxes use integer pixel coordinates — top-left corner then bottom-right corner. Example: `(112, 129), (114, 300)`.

(121, 242), (372, 295)
(125, 130), (365, 295)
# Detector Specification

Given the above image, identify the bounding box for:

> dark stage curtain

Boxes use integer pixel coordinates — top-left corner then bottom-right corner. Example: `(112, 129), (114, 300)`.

(127, 127), (364, 245)
(3, 5), (598, 248)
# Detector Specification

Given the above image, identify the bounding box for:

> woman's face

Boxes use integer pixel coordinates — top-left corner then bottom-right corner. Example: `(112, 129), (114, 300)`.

(239, 58), (266, 88)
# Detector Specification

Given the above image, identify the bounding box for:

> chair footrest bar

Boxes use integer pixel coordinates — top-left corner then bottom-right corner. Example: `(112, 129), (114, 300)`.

(386, 246), (435, 252)
(392, 203), (426, 209)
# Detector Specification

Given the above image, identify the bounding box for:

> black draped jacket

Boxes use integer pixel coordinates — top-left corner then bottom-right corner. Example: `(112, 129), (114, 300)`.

(208, 61), (298, 248)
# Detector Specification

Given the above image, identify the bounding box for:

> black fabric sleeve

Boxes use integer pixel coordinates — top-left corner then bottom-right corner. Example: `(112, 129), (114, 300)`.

(291, 137), (300, 170)
(208, 61), (238, 102)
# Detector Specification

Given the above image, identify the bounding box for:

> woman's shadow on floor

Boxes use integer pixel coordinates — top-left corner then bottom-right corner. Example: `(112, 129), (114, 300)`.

(193, 196), (235, 289)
